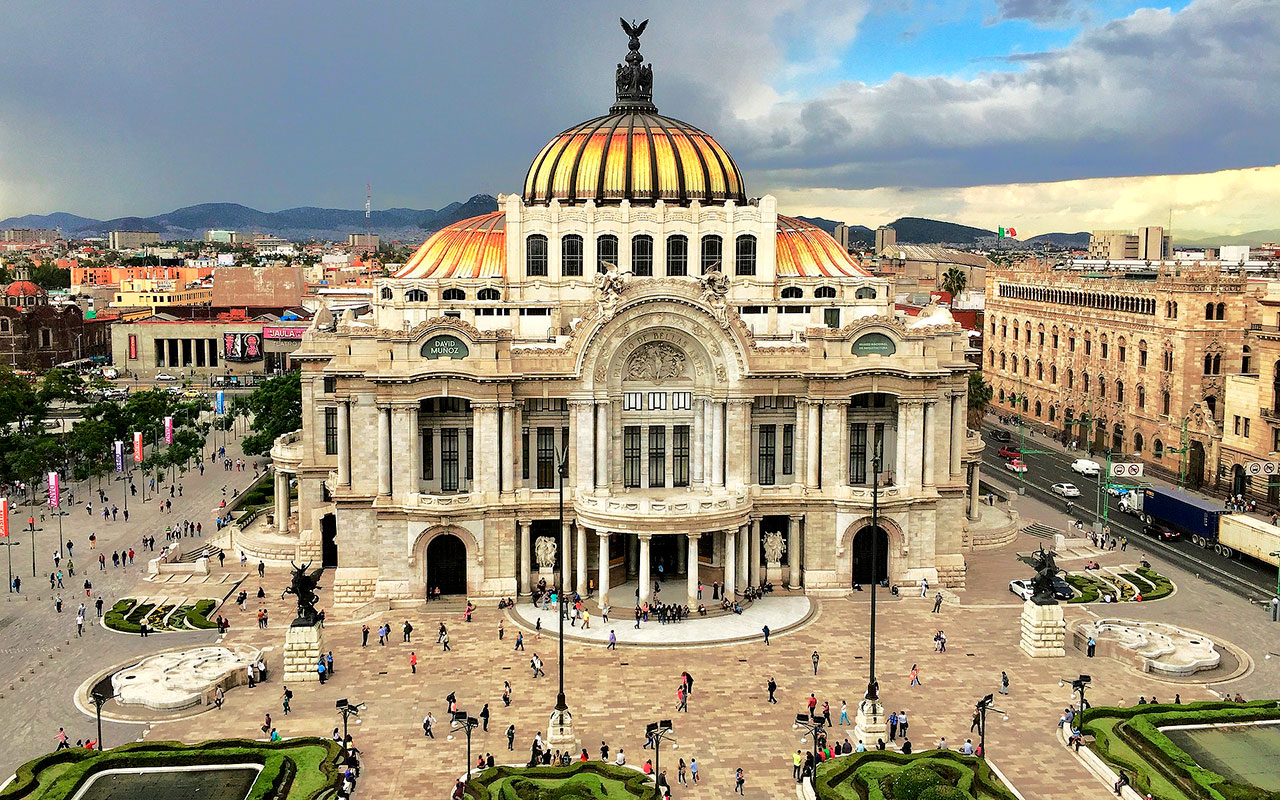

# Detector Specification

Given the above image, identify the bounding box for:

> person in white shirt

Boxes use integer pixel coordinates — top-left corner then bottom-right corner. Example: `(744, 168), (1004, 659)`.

(615, 748), (626, 766)
(960, 739), (974, 755)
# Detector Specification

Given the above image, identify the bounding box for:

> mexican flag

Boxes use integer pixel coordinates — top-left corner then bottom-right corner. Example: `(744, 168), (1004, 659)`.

(998, 226), (1017, 239)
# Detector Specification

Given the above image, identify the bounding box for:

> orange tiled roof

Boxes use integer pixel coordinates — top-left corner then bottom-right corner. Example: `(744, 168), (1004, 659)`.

(775, 216), (869, 278)
(393, 212), (507, 280)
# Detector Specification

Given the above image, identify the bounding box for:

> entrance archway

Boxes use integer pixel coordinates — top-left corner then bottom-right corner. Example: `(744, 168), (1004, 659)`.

(850, 526), (889, 587)
(1231, 464), (1247, 497)
(320, 514), (337, 568)
(426, 533), (467, 595)
(1189, 441), (1207, 489)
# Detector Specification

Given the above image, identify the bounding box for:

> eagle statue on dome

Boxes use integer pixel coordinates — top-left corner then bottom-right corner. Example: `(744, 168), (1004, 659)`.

(615, 18), (654, 106)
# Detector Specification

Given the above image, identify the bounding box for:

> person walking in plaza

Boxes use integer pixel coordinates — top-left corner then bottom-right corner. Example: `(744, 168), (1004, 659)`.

(807, 693), (818, 720)
(762, 624), (770, 645)
(503, 681), (511, 707)
(932, 592), (943, 613)
(515, 631), (525, 650)
(898, 710), (909, 740)
(888, 710), (899, 740)
(678, 757), (688, 785)
(282, 686), (292, 715)
(822, 701), (832, 729)
(361, 624), (369, 647)
(441, 630), (451, 652)
(317, 658), (327, 684)
(506, 724), (515, 750)
(410, 652), (417, 673)
(999, 670), (1010, 695)
(607, 629), (616, 650)
(423, 712), (435, 738)
(839, 699), (850, 726)
(404, 620), (414, 642)
(326, 651), (334, 676)
(480, 703), (490, 731)
(1087, 636), (1096, 657)
(689, 757), (699, 784)
(734, 767), (745, 795)
(812, 650), (820, 675)
(767, 676), (778, 704)
(909, 664), (921, 686)
(675, 684), (687, 712)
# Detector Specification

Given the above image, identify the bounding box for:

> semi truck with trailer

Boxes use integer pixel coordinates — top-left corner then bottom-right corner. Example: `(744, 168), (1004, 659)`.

(1205, 514), (1280, 568)
(1134, 486), (1224, 539)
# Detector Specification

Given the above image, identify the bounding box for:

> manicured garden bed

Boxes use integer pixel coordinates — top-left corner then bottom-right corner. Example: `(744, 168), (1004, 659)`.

(463, 762), (652, 799)
(1066, 573), (1104, 603)
(813, 750), (1018, 800)
(105, 598), (219, 632)
(0, 738), (343, 800)
(1081, 700), (1280, 800)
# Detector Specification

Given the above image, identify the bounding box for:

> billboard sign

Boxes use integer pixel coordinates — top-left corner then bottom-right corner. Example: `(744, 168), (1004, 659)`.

(223, 332), (263, 362)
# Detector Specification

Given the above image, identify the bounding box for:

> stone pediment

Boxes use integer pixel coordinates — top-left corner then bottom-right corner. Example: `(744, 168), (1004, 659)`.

(397, 316), (485, 343)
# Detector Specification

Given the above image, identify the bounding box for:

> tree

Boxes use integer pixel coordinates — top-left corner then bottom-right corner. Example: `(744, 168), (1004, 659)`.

(30, 263), (71, 290)
(235, 372), (302, 456)
(940, 266), (967, 300)
(967, 371), (993, 427)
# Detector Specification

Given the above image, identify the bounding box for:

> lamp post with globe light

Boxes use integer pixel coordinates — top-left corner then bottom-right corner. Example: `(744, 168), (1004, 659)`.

(546, 445), (578, 753)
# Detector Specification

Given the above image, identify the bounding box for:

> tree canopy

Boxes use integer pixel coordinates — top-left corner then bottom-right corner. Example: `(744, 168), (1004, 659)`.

(233, 372), (302, 456)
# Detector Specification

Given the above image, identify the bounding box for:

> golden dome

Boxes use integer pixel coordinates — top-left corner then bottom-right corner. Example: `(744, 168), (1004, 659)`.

(393, 212), (506, 280)
(775, 216), (869, 278)
(523, 113), (747, 206)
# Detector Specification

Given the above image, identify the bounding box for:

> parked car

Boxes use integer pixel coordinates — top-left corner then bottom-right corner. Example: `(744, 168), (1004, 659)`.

(991, 430), (1013, 443)
(1071, 459), (1101, 476)
(998, 446), (1024, 459)
(1009, 579), (1034, 600)
(1005, 459), (1028, 473)
(1011, 577), (1073, 601)
(1143, 523), (1181, 541)
(155, 372), (179, 382)
(1051, 483), (1080, 497)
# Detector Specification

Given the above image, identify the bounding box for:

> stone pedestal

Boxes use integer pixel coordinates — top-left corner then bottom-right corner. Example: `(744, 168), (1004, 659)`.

(1020, 600), (1065, 658)
(854, 697), (888, 746)
(546, 706), (578, 753)
(283, 622), (324, 682)
(765, 564), (784, 585)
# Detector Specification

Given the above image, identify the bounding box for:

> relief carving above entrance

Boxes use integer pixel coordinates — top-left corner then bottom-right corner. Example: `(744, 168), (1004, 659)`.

(624, 342), (687, 381)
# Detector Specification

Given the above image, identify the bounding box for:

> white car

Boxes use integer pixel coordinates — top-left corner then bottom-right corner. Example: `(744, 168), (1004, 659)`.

(1004, 459), (1028, 473)
(1009, 579), (1034, 601)
(1106, 486), (1129, 497)
(155, 372), (179, 382)
(1071, 459), (1101, 476)
(1051, 483), (1080, 497)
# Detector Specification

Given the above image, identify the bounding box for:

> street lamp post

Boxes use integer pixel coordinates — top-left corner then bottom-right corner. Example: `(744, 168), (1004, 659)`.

(854, 454), (887, 744)
(793, 713), (827, 759)
(451, 711), (480, 785)
(1061, 674), (1091, 718)
(27, 516), (40, 578)
(547, 445), (577, 752)
(2, 540), (19, 593)
(89, 691), (112, 750)
(974, 694), (1005, 756)
(644, 720), (676, 799)
(335, 698), (364, 742)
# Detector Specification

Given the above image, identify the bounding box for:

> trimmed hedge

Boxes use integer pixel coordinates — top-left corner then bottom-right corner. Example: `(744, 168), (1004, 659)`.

(185, 598), (219, 629)
(1136, 567), (1174, 600)
(462, 762), (653, 799)
(1065, 574), (1102, 603)
(1082, 701), (1280, 800)
(0, 738), (342, 800)
(814, 750), (1018, 800)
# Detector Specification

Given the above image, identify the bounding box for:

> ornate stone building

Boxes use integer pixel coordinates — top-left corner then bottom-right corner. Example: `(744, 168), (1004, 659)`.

(985, 260), (1245, 487)
(277, 28), (982, 609)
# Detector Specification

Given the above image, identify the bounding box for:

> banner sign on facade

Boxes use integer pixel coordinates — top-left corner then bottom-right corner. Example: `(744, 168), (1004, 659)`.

(128, 334), (138, 360)
(223, 332), (264, 362)
(164, 416), (174, 445)
(133, 431), (144, 463)
(47, 472), (60, 509)
(216, 390), (225, 415)
(262, 326), (308, 341)
(852, 332), (897, 357)
(114, 440), (124, 472)
(421, 335), (469, 360)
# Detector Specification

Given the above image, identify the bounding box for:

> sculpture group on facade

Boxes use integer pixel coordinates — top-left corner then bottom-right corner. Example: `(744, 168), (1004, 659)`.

(1030, 545), (1061, 605)
(593, 261), (631, 321)
(283, 562), (324, 625)
(534, 536), (558, 571)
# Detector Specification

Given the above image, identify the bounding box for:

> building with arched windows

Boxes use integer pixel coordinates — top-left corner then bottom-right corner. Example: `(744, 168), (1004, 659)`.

(277, 26), (984, 609)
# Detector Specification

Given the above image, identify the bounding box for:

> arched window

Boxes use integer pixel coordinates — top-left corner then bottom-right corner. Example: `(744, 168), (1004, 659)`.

(1036, 362), (1043, 381)
(1134, 432), (1144, 453)
(1048, 406), (1056, 422)
(1000, 353), (1007, 370)
(1067, 369), (1074, 389)
(700, 234), (722, 274)
(1083, 373), (1090, 393)
(989, 350), (995, 367)
(1206, 302), (1215, 320)
(405, 289), (429, 303)
(817, 286), (838, 299)
(1116, 381), (1124, 403)
(1162, 391), (1171, 415)
(1034, 400), (1042, 417)
(561, 234), (584, 277)
(1138, 385), (1145, 409)
(665, 235), (688, 276)
(0, 318), (9, 333)
(1204, 354), (1213, 375)
(442, 288), (466, 301)
(1118, 337), (1127, 362)
(1216, 302), (1226, 320)
(1050, 365), (1057, 384)
(477, 288), (500, 301)
(631, 234), (654, 276)
(1213, 354), (1221, 374)
(1099, 376), (1106, 399)
(526, 234), (548, 277)
(1153, 438), (1164, 458)
(853, 287), (875, 299)
(780, 286), (803, 299)
(379, 287), (393, 300)
(1023, 357), (1030, 377)
(1139, 340), (1148, 368)
(1100, 337), (1108, 359)
(1205, 395), (1218, 418)
(734, 234), (756, 276)
(597, 234), (619, 273)
(1242, 345), (1252, 374)
(999, 388), (1005, 402)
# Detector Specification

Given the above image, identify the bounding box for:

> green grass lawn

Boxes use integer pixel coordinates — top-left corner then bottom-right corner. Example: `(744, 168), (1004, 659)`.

(463, 763), (652, 799)
(1083, 716), (1191, 800)
(813, 751), (1018, 800)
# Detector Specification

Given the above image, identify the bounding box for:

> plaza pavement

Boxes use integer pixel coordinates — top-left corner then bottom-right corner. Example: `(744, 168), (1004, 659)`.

(9, 443), (1277, 798)
(0, 432), (260, 770)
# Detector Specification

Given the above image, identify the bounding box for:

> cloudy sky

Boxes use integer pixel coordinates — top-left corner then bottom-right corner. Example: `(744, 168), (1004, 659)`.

(0, 0), (1275, 237)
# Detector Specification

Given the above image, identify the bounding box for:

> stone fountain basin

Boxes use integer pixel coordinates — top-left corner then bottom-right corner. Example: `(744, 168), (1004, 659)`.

(1084, 619), (1219, 676)
(112, 645), (262, 711)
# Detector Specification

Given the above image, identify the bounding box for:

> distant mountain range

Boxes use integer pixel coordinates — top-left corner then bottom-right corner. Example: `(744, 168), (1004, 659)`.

(1022, 231), (1091, 248)
(0, 194), (499, 242)
(796, 215), (994, 246)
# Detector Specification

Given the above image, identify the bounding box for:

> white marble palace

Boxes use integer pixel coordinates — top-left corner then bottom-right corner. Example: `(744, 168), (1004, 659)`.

(274, 24), (985, 611)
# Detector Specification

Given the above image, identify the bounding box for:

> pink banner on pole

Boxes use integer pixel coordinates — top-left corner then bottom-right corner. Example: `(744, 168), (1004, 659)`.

(164, 416), (174, 445)
(47, 472), (59, 509)
(134, 431), (143, 463)
(1, 498), (8, 537)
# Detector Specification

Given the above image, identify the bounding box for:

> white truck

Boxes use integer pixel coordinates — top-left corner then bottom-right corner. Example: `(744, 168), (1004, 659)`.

(1211, 514), (1280, 568)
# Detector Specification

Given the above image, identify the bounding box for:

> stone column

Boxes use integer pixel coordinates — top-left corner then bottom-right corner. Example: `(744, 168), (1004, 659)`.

(795, 400), (809, 487)
(675, 535), (687, 574)
(407, 404), (421, 491)
(723, 529), (736, 598)
(561, 519), (573, 592)
(597, 532), (610, 609)
(905, 401), (925, 488)
(638, 535), (652, 603)
(275, 470), (289, 532)
(968, 465), (981, 520)
(806, 401), (821, 488)
(500, 403), (516, 494)
(473, 403), (500, 494)
(576, 523), (587, 595)
(686, 533), (701, 605)
(518, 520), (532, 595)
(950, 393), (964, 477)
(894, 401), (908, 487)
(337, 400), (350, 486)
(711, 400), (725, 487)
(595, 400), (609, 489)
(692, 397), (705, 484)
(377, 405), (391, 496)
(822, 402), (848, 487)
(737, 525), (748, 591)
(787, 514), (801, 589)
(573, 401), (594, 492)
(748, 517), (761, 588)
(923, 400), (937, 488)
(727, 399), (752, 486)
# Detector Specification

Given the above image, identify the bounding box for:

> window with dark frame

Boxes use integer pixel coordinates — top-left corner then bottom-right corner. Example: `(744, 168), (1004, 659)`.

(673, 425), (690, 487)
(536, 427), (555, 489)
(758, 424), (776, 485)
(441, 428), (459, 492)
(632, 235), (654, 276)
(700, 234), (722, 274)
(666, 235), (688, 276)
(526, 234), (548, 277)
(521, 429), (530, 480)
(421, 428), (434, 481)
(735, 234), (756, 276)
(324, 407), (337, 455)
(648, 426), (666, 488)
(623, 425), (642, 488)
(465, 428), (474, 481)
(849, 422), (868, 484)
(782, 424), (794, 475)
(597, 234), (619, 273)
(562, 234), (584, 277)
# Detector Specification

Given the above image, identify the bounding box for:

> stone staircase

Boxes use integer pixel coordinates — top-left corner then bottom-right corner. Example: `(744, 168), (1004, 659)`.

(229, 524), (300, 564)
(1023, 521), (1061, 539)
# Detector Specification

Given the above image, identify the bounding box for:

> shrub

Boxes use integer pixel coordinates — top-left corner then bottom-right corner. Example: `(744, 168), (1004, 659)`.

(185, 599), (218, 629)
(892, 764), (943, 800)
(1065, 574), (1100, 603)
(918, 787), (967, 800)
